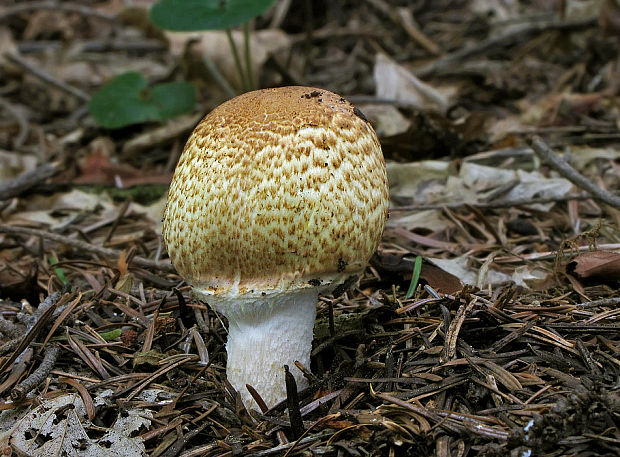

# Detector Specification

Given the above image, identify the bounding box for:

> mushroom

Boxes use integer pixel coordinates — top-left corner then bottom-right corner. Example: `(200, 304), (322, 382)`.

(162, 86), (389, 408)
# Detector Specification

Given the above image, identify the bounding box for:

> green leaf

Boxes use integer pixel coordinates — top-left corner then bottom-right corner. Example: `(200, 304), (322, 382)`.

(88, 72), (156, 129)
(88, 72), (195, 129)
(150, 82), (196, 119)
(49, 257), (68, 285)
(98, 329), (122, 342)
(405, 256), (423, 299)
(150, 0), (276, 31)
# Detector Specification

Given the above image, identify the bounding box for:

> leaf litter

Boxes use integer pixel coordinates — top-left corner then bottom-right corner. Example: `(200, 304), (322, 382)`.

(0, 1), (619, 456)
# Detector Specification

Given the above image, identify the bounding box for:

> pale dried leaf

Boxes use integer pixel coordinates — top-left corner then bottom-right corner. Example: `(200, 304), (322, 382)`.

(6, 189), (116, 229)
(0, 150), (38, 184)
(374, 53), (454, 114)
(386, 160), (454, 202)
(460, 163), (573, 210)
(357, 104), (411, 138)
(10, 391), (150, 456)
(471, 0), (520, 20)
(387, 210), (448, 233)
(427, 255), (512, 287)
(564, 146), (620, 170)
(564, 0), (604, 20)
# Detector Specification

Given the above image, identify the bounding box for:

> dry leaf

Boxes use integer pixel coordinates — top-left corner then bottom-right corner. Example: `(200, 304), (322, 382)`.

(374, 53), (455, 114)
(5, 188), (116, 228)
(0, 150), (38, 184)
(568, 251), (620, 281)
(357, 104), (411, 138)
(9, 391), (151, 457)
(386, 160), (455, 202)
(420, 264), (463, 294)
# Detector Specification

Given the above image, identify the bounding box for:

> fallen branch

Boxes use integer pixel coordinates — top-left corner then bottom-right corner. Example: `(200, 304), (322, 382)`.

(0, 161), (62, 201)
(0, 316), (22, 339)
(11, 344), (61, 401)
(0, 224), (176, 273)
(529, 136), (620, 209)
(0, 1), (114, 22)
(392, 193), (595, 212)
(5, 53), (90, 101)
(413, 17), (597, 78)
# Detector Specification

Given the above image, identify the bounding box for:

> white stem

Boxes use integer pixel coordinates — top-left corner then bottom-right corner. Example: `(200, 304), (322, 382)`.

(202, 288), (318, 409)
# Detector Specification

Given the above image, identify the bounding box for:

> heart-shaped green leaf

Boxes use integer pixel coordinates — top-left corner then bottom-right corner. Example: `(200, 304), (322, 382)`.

(150, 0), (276, 31)
(150, 81), (197, 119)
(89, 72), (195, 129)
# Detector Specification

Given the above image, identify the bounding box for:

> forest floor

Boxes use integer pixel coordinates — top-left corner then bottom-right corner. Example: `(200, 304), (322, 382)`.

(0, 1), (618, 456)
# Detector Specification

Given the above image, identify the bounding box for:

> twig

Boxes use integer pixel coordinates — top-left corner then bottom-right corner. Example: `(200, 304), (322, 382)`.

(392, 193), (596, 211)
(103, 199), (130, 244)
(0, 299), (58, 374)
(124, 355), (198, 401)
(0, 317), (22, 339)
(413, 17), (596, 78)
(18, 39), (165, 54)
(0, 161), (62, 201)
(289, 25), (383, 44)
(0, 97), (29, 147)
(0, 338), (21, 356)
(18, 289), (64, 330)
(529, 136), (620, 209)
(122, 113), (202, 155)
(365, 0), (439, 54)
(574, 297), (620, 308)
(247, 431), (333, 457)
(268, 0), (292, 29)
(159, 422), (209, 457)
(494, 243), (620, 263)
(10, 344), (60, 401)
(4, 53), (90, 101)
(0, 224), (176, 273)
(375, 392), (463, 434)
(0, 1), (115, 22)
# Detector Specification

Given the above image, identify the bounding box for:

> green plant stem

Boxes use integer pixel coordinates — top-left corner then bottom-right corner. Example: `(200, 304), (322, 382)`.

(226, 28), (248, 91)
(243, 21), (254, 90)
(202, 53), (237, 98)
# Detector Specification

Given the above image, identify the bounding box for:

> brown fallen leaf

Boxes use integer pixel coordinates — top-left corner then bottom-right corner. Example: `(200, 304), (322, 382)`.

(567, 251), (620, 281)
(75, 137), (172, 187)
(419, 264), (464, 295)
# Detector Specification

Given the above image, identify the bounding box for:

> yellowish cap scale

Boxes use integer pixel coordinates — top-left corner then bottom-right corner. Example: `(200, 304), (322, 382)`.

(163, 86), (388, 408)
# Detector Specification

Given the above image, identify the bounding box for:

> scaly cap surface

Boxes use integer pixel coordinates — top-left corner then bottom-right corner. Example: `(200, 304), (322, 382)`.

(162, 86), (389, 296)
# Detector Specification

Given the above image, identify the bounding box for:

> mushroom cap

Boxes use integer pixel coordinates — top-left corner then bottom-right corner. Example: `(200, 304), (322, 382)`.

(162, 86), (389, 297)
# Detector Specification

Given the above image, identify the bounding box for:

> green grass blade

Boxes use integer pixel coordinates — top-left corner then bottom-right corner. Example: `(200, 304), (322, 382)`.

(405, 256), (423, 299)
(49, 256), (68, 285)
